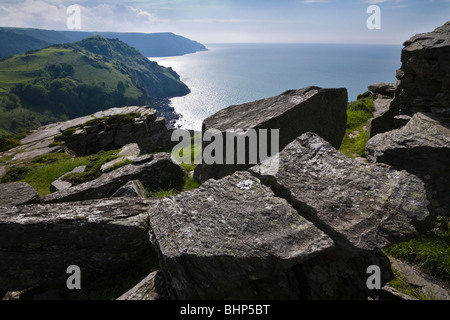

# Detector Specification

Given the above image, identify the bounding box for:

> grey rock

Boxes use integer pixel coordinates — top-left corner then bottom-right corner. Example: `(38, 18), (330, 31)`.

(372, 98), (393, 119)
(50, 165), (86, 193)
(0, 106), (174, 167)
(194, 86), (348, 182)
(0, 182), (39, 206)
(379, 285), (418, 300)
(100, 143), (141, 173)
(0, 198), (159, 297)
(394, 22), (450, 118)
(366, 112), (450, 216)
(293, 248), (394, 299)
(117, 271), (168, 300)
(118, 143), (141, 157)
(369, 22), (450, 137)
(368, 82), (397, 98)
(148, 171), (333, 299)
(249, 132), (431, 253)
(43, 153), (185, 203)
(132, 154), (154, 164)
(111, 180), (147, 199)
(64, 107), (175, 156)
(389, 257), (450, 300)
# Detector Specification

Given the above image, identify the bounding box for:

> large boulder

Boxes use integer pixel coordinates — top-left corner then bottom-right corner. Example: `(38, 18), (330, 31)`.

(249, 132), (431, 253)
(395, 22), (450, 118)
(148, 171), (334, 300)
(194, 86), (348, 182)
(0, 182), (39, 206)
(368, 22), (450, 137)
(0, 198), (158, 298)
(248, 132), (432, 298)
(366, 112), (450, 217)
(43, 153), (185, 203)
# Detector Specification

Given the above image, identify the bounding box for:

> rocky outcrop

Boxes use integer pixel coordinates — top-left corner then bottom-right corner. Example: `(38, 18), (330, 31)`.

(0, 182), (40, 205)
(394, 22), (450, 118)
(366, 112), (450, 217)
(43, 153), (185, 203)
(148, 171), (334, 300)
(248, 132), (431, 299)
(193, 86), (348, 183)
(0, 106), (175, 165)
(0, 198), (158, 298)
(63, 108), (175, 156)
(368, 22), (450, 137)
(249, 132), (431, 252)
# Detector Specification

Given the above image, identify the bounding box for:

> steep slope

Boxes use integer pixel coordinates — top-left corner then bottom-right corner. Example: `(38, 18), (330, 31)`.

(0, 36), (189, 136)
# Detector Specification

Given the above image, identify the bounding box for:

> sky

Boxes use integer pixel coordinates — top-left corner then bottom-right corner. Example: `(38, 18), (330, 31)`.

(0, 0), (449, 45)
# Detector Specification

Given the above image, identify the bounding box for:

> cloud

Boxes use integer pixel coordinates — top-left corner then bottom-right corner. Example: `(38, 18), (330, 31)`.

(0, 0), (165, 32)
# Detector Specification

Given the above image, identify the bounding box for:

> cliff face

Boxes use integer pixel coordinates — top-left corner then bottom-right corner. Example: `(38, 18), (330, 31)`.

(369, 22), (450, 137)
(395, 22), (450, 118)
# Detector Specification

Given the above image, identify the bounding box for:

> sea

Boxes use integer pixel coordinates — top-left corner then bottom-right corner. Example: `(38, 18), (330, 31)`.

(151, 43), (402, 131)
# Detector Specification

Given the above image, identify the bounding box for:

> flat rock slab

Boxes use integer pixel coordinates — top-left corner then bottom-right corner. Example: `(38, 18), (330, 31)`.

(0, 182), (40, 206)
(368, 82), (396, 98)
(148, 171), (333, 299)
(0, 198), (158, 294)
(366, 112), (450, 216)
(43, 153), (184, 203)
(194, 86), (348, 182)
(249, 132), (431, 253)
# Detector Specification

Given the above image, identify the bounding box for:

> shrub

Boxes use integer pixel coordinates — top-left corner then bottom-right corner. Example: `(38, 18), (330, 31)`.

(0, 166), (32, 183)
(0, 137), (20, 152)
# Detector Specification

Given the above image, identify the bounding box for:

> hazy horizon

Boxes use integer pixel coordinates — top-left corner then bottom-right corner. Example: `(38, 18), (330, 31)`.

(0, 0), (448, 46)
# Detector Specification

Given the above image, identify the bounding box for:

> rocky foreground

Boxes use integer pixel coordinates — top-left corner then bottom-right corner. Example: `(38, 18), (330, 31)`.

(0, 23), (449, 300)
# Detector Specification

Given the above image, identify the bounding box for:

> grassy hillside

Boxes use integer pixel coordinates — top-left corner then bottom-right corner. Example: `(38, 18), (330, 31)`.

(0, 36), (189, 137)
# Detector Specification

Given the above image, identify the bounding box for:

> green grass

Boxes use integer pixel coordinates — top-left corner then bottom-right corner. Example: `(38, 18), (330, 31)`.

(339, 93), (375, 158)
(387, 267), (432, 300)
(0, 36), (188, 137)
(102, 158), (133, 173)
(60, 150), (120, 185)
(384, 229), (450, 282)
(146, 188), (178, 198)
(0, 150), (120, 196)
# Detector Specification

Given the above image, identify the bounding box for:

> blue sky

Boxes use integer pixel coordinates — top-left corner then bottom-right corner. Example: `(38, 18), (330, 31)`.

(0, 0), (448, 44)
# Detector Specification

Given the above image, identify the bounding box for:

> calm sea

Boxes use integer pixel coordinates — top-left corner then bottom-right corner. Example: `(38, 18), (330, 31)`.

(151, 43), (402, 131)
